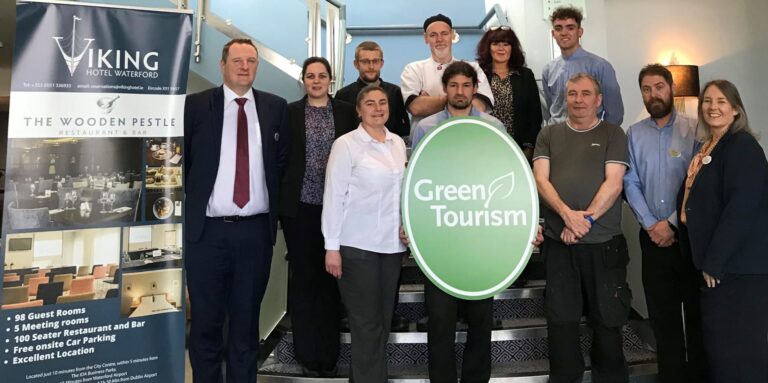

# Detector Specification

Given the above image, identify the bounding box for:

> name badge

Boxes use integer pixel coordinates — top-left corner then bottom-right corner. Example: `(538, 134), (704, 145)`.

(669, 149), (681, 158)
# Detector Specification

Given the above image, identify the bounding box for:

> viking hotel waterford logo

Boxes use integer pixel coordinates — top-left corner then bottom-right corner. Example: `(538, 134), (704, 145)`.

(52, 15), (160, 78)
(53, 15), (94, 76)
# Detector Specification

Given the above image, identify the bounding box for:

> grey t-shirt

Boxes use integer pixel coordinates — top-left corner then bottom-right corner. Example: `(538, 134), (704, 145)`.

(533, 120), (629, 244)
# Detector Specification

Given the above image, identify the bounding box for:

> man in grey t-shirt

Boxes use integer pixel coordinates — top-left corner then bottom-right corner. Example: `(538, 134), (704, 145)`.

(533, 73), (630, 382)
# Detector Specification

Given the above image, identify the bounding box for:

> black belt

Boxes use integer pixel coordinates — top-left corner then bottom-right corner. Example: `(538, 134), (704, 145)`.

(207, 213), (267, 223)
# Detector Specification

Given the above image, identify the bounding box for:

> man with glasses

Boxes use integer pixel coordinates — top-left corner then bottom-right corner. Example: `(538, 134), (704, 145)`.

(401, 14), (494, 142)
(335, 40), (410, 137)
(542, 6), (623, 126)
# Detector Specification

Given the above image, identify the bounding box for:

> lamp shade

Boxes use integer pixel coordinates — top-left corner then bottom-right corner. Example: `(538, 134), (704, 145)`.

(666, 65), (700, 97)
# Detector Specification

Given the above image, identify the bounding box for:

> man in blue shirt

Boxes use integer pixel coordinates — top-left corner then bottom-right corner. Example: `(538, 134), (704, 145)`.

(415, 60), (502, 383)
(623, 64), (707, 382)
(411, 61), (503, 148)
(542, 6), (623, 126)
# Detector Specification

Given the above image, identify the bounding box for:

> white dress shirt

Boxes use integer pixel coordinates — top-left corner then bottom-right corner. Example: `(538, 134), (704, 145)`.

(322, 125), (407, 254)
(206, 85), (269, 217)
(400, 56), (494, 136)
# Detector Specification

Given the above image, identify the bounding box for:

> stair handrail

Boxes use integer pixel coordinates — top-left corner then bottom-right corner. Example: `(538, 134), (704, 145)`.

(187, 0), (302, 80)
(176, 0), (347, 89)
(346, 3), (509, 35)
(306, 0), (347, 94)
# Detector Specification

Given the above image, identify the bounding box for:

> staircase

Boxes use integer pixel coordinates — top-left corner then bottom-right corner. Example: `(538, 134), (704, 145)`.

(256, 255), (658, 382)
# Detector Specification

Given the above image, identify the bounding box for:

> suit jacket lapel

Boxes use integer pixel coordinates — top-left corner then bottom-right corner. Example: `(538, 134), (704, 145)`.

(254, 88), (272, 168)
(211, 86), (225, 170)
(330, 99), (347, 138)
(297, 97), (307, 161)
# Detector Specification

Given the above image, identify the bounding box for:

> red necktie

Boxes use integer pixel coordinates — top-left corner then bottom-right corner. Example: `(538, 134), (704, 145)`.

(233, 98), (250, 208)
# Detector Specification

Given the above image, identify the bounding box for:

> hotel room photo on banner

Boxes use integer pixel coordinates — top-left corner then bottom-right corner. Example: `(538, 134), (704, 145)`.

(120, 223), (183, 318)
(2, 227), (121, 309)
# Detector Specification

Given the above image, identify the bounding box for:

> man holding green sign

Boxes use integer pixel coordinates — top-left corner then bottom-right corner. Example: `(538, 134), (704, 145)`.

(404, 61), (540, 383)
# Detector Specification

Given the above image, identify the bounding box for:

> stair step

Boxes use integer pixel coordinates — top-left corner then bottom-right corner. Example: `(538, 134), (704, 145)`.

(398, 280), (546, 298)
(272, 323), (653, 367)
(259, 357), (657, 382)
(396, 282), (546, 322)
(401, 250), (541, 269)
(400, 253), (544, 285)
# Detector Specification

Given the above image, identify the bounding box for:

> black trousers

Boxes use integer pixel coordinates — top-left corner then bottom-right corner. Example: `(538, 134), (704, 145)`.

(280, 203), (341, 370)
(701, 275), (768, 383)
(543, 235), (631, 383)
(638, 229), (708, 383)
(425, 280), (493, 383)
(186, 215), (273, 383)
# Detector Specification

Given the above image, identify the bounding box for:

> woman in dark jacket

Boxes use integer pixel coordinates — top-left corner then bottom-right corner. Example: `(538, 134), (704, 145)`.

(476, 25), (543, 162)
(677, 79), (768, 383)
(278, 56), (357, 378)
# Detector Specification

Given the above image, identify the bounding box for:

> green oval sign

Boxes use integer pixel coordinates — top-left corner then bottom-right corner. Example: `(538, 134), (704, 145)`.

(403, 117), (539, 300)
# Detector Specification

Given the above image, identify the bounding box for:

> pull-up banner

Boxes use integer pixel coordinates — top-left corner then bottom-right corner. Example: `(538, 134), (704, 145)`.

(1, 1), (192, 382)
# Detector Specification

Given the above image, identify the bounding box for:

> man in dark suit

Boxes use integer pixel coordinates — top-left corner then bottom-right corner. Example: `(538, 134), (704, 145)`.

(184, 38), (289, 383)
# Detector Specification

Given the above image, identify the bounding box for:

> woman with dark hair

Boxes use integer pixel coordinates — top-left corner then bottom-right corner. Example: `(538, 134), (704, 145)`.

(677, 79), (768, 383)
(278, 56), (357, 378)
(476, 25), (542, 161)
(323, 85), (407, 382)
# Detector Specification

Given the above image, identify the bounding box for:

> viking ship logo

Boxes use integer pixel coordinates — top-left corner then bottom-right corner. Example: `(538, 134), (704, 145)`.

(53, 15), (95, 76)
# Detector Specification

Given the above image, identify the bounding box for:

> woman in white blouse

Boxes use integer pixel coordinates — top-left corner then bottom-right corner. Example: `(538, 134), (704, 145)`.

(322, 85), (407, 382)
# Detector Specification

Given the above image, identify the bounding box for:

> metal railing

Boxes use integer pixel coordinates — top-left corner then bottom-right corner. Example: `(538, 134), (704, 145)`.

(345, 4), (509, 35)
(179, 0), (347, 91)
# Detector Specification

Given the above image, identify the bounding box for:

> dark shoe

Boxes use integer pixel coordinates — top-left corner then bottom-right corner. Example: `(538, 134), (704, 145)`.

(416, 316), (429, 332)
(339, 316), (350, 332)
(390, 314), (410, 332)
(301, 365), (320, 378)
(319, 365), (338, 378)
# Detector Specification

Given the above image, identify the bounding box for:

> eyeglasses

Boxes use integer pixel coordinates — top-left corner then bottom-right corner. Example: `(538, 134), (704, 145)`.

(357, 58), (382, 66)
(489, 25), (511, 31)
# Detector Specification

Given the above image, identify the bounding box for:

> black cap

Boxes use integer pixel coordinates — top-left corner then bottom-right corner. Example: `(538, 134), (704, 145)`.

(423, 14), (452, 31)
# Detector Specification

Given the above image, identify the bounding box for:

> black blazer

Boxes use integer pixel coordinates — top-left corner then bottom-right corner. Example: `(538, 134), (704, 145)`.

(483, 67), (543, 149)
(278, 97), (357, 218)
(184, 86), (290, 244)
(335, 77), (410, 137)
(677, 130), (768, 279)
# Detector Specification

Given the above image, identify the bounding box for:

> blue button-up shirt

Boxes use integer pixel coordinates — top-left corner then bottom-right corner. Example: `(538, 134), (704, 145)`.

(623, 110), (698, 229)
(411, 106), (504, 149)
(542, 47), (624, 127)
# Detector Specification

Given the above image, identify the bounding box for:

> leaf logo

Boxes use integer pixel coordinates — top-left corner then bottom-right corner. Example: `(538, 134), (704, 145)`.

(484, 171), (515, 209)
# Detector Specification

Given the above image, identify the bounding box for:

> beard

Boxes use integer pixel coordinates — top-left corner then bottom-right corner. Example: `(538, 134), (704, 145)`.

(645, 96), (673, 119)
(448, 97), (471, 110)
(360, 72), (380, 84)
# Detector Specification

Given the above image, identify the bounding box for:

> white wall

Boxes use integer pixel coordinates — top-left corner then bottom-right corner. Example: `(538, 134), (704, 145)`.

(151, 223), (182, 250)
(606, 0), (768, 144)
(487, 0), (610, 81)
